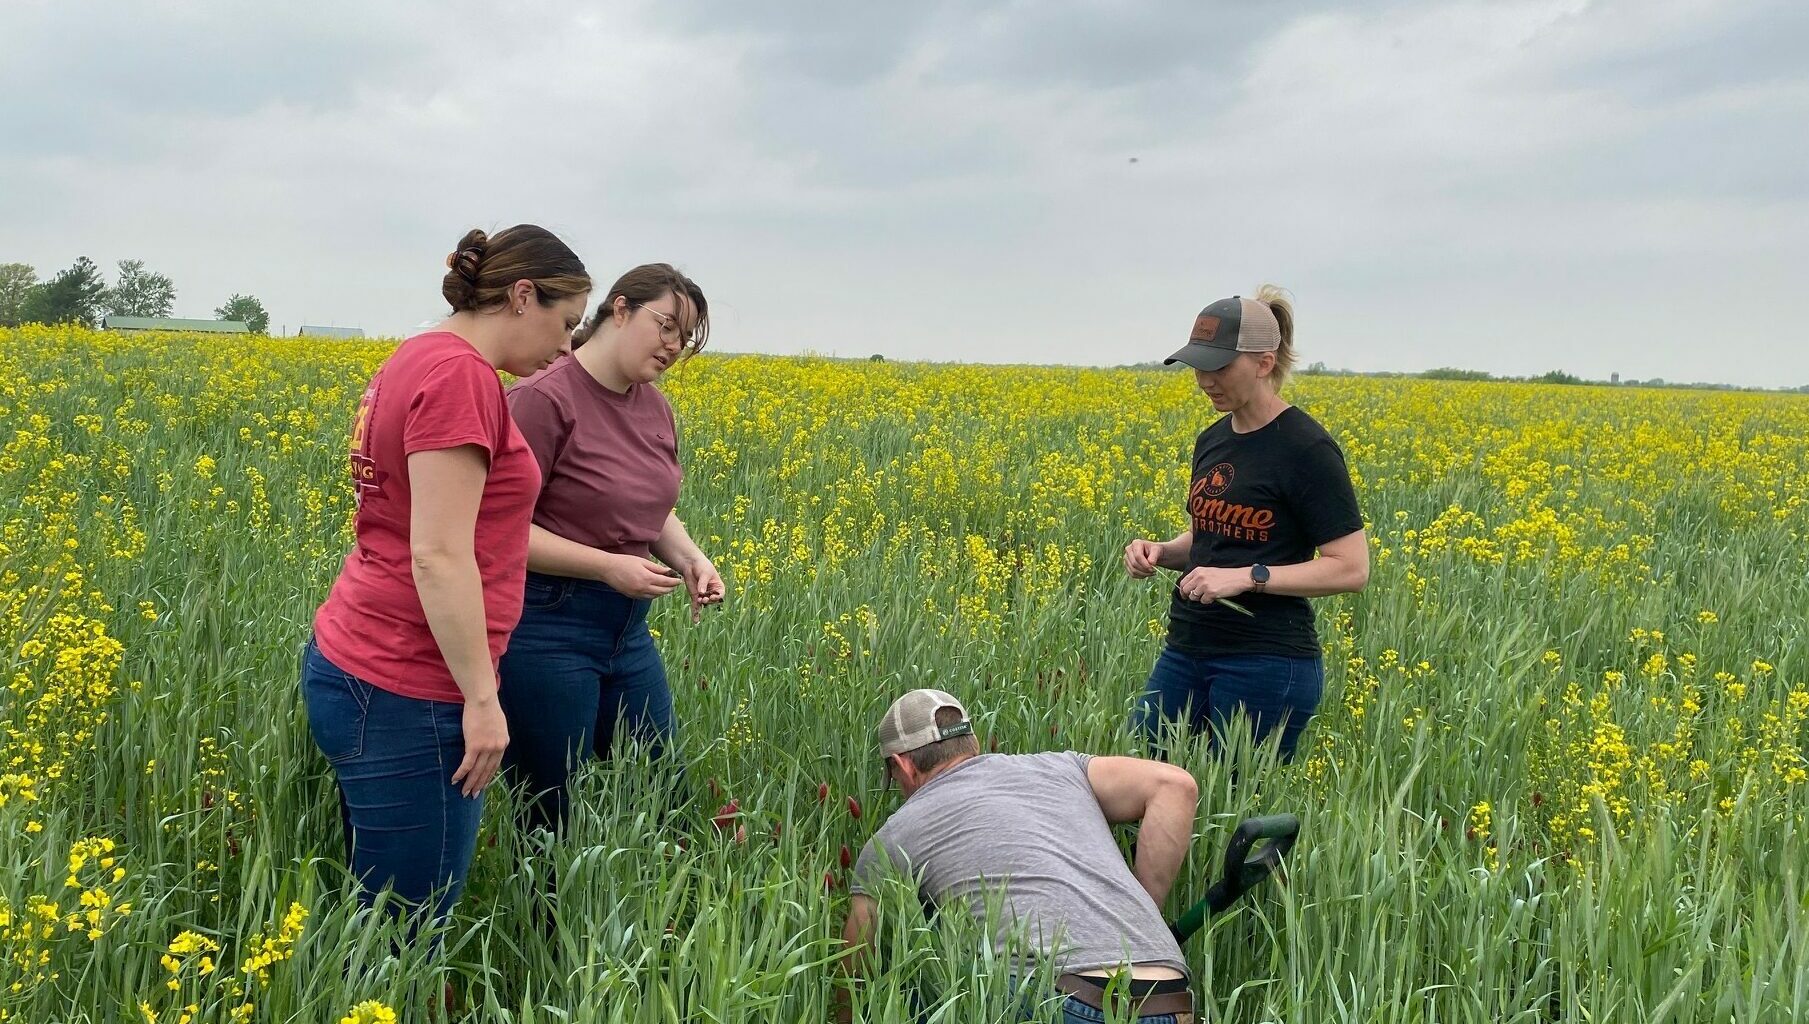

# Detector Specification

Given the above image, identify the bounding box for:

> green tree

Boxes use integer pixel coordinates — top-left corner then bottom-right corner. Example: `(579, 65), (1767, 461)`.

(214, 294), (269, 334)
(21, 256), (107, 327)
(103, 259), (176, 318)
(1420, 367), (1495, 381)
(0, 263), (37, 327)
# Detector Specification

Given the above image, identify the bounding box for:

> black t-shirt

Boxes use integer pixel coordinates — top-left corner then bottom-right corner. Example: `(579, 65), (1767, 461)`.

(1166, 406), (1364, 658)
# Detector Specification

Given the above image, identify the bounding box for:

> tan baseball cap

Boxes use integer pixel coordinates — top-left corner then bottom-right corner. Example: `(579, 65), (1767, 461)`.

(1164, 295), (1282, 372)
(877, 689), (973, 756)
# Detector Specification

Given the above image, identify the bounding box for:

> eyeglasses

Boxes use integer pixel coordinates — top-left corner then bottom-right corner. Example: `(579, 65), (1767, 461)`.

(634, 305), (698, 351)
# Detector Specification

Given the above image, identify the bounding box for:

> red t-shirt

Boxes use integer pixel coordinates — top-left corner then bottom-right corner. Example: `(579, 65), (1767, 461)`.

(507, 356), (682, 560)
(313, 332), (541, 702)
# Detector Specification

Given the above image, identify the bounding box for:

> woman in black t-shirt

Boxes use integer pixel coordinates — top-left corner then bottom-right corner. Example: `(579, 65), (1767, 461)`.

(1124, 286), (1368, 762)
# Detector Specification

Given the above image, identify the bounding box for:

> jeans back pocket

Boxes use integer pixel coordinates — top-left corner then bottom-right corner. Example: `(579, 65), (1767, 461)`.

(302, 646), (371, 765)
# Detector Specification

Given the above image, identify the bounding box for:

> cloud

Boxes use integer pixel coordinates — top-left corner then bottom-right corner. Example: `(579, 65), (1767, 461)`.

(1, 0), (1803, 385)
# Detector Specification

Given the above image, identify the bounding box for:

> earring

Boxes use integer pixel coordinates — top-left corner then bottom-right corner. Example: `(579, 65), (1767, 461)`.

(516, 307), (525, 315)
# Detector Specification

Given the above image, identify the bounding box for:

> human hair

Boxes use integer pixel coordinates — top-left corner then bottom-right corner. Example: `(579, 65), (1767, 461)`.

(1254, 283), (1295, 389)
(571, 263), (710, 354)
(440, 225), (591, 313)
(905, 706), (980, 774)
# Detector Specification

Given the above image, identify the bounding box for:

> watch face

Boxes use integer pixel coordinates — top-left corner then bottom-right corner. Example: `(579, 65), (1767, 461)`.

(1252, 564), (1271, 583)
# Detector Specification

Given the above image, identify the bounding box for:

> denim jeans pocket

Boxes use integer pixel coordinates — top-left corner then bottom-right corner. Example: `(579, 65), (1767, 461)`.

(303, 654), (371, 765)
(522, 574), (571, 611)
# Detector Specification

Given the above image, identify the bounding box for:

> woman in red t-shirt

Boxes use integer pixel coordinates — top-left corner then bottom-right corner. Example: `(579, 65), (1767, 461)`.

(303, 225), (589, 924)
(498, 263), (723, 834)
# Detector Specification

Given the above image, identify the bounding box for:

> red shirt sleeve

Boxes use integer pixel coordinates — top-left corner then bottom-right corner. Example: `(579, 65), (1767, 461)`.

(506, 382), (569, 485)
(403, 355), (505, 462)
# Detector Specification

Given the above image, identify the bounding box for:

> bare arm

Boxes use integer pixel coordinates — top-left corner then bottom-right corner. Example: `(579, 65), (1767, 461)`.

(409, 446), (495, 697)
(649, 511), (705, 570)
(835, 894), (878, 1024)
(1175, 528), (1371, 605)
(1086, 756), (1199, 907)
(526, 522), (612, 580)
(1152, 529), (1192, 571)
(1263, 527), (1369, 597)
(524, 523), (683, 600)
(408, 445), (509, 795)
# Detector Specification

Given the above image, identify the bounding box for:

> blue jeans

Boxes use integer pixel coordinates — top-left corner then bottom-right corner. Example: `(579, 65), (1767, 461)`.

(300, 637), (483, 925)
(1132, 647), (1323, 762)
(1003, 979), (1184, 1023)
(497, 572), (674, 834)
(1047, 997), (1180, 1023)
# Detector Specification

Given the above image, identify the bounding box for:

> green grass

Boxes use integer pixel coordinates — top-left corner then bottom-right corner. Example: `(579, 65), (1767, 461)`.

(1, 326), (1806, 1022)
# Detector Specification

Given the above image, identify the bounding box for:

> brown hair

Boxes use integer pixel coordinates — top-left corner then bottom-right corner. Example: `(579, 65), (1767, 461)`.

(571, 263), (710, 354)
(905, 706), (980, 774)
(441, 225), (590, 313)
(1254, 283), (1296, 388)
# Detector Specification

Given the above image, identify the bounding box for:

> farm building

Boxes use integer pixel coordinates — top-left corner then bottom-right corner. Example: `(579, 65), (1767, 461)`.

(298, 325), (365, 338)
(104, 316), (249, 333)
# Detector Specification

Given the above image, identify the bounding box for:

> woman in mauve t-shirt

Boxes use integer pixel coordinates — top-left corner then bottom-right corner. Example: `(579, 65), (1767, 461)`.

(498, 263), (723, 834)
(303, 225), (588, 925)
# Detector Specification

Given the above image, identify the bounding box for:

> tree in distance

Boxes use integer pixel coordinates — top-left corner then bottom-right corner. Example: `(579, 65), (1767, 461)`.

(21, 256), (107, 327)
(103, 259), (176, 318)
(0, 263), (37, 327)
(215, 293), (269, 334)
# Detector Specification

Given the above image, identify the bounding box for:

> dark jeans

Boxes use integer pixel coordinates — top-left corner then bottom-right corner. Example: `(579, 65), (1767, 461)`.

(1051, 1000), (1182, 1024)
(1004, 977), (1186, 1024)
(1131, 647), (1324, 762)
(497, 571), (674, 834)
(300, 637), (483, 925)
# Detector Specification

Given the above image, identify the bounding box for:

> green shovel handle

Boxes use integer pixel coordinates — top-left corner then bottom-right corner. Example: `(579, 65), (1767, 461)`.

(1169, 813), (1300, 943)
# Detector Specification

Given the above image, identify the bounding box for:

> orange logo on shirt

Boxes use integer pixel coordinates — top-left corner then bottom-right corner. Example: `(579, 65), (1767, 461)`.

(348, 382), (387, 505)
(1200, 462), (1234, 497)
(1188, 464), (1274, 542)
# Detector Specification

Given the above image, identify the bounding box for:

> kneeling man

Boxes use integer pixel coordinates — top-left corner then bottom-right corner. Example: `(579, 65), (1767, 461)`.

(840, 689), (1201, 1023)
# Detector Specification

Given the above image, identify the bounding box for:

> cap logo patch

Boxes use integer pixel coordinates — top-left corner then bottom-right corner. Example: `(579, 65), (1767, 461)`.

(1190, 314), (1220, 342)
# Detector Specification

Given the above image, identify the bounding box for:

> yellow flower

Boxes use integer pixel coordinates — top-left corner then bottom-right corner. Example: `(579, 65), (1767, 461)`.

(338, 1000), (400, 1024)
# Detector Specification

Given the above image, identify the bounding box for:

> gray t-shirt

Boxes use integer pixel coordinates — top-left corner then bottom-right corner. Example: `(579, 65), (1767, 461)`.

(850, 752), (1187, 974)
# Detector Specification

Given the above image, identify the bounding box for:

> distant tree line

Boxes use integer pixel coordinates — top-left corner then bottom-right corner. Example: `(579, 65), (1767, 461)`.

(0, 257), (268, 333)
(1296, 360), (1795, 394)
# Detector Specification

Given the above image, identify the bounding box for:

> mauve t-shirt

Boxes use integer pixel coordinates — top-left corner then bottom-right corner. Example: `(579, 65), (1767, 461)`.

(506, 355), (682, 560)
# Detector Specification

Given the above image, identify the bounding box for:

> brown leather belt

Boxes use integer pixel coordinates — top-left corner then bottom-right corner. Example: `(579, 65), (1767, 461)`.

(1055, 973), (1194, 1020)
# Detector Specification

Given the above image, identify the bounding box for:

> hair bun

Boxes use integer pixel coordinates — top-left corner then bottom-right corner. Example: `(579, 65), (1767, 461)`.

(447, 228), (488, 283)
(441, 228), (491, 310)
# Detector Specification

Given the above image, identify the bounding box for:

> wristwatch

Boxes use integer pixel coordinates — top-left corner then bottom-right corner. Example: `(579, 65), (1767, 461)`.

(1250, 563), (1271, 593)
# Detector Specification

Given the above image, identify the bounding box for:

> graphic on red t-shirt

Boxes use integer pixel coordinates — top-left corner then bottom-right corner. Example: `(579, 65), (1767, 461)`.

(347, 380), (389, 504)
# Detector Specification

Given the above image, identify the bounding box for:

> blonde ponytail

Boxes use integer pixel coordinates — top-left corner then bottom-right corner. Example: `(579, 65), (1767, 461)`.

(1254, 283), (1295, 389)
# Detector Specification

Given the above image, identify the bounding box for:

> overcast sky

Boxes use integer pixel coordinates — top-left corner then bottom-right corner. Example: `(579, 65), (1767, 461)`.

(4, 0), (1805, 386)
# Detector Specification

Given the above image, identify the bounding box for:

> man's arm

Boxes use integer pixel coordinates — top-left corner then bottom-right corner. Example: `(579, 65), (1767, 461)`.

(835, 894), (878, 1024)
(1086, 756), (1199, 907)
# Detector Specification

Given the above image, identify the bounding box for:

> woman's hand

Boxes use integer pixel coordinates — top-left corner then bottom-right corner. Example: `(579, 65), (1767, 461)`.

(680, 556), (726, 623)
(1124, 539), (1165, 578)
(598, 552), (686, 599)
(451, 695), (509, 798)
(1176, 566), (1252, 604)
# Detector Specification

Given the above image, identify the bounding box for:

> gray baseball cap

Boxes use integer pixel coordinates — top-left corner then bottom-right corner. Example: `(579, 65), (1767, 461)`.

(877, 689), (973, 756)
(1164, 295), (1282, 372)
